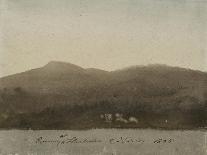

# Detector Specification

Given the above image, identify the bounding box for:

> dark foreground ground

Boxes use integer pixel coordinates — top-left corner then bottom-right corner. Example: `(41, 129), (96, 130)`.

(0, 103), (206, 130)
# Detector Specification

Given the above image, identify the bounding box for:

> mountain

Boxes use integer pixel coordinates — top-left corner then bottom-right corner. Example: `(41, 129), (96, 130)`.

(0, 62), (206, 129)
(0, 61), (110, 113)
(0, 61), (103, 92)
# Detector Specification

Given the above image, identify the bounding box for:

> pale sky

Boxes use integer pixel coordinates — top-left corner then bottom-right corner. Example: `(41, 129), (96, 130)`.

(0, 0), (207, 77)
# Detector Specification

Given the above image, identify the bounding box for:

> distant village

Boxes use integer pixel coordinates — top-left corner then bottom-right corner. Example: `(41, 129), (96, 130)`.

(100, 113), (138, 124)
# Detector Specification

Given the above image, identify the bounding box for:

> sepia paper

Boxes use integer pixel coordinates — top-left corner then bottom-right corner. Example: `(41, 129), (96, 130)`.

(0, 0), (206, 154)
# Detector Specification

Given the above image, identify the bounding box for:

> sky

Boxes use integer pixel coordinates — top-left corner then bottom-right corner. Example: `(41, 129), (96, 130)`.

(0, 0), (207, 77)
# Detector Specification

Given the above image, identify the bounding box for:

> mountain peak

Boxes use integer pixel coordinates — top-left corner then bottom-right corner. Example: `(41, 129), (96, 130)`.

(45, 61), (75, 66)
(43, 61), (84, 72)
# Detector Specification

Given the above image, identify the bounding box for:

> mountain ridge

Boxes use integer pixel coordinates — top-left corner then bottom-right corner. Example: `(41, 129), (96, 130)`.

(0, 61), (206, 129)
(1, 61), (206, 79)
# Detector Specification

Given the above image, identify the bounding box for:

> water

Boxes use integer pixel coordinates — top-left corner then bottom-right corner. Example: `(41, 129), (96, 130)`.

(0, 129), (206, 155)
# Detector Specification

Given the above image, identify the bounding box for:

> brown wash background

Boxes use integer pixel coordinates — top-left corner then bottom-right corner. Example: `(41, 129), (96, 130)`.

(0, 0), (207, 154)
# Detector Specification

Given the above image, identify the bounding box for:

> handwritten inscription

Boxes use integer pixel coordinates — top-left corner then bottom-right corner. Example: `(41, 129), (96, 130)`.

(36, 135), (102, 146)
(109, 137), (144, 144)
(35, 134), (174, 146)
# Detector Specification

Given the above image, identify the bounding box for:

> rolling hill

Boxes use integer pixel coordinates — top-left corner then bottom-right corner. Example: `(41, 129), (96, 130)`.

(0, 61), (206, 129)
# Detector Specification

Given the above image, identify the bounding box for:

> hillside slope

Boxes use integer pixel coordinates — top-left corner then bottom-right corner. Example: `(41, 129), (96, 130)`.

(0, 62), (206, 129)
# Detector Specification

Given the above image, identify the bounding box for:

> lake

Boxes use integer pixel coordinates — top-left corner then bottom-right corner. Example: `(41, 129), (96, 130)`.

(0, 129), (206, 155)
